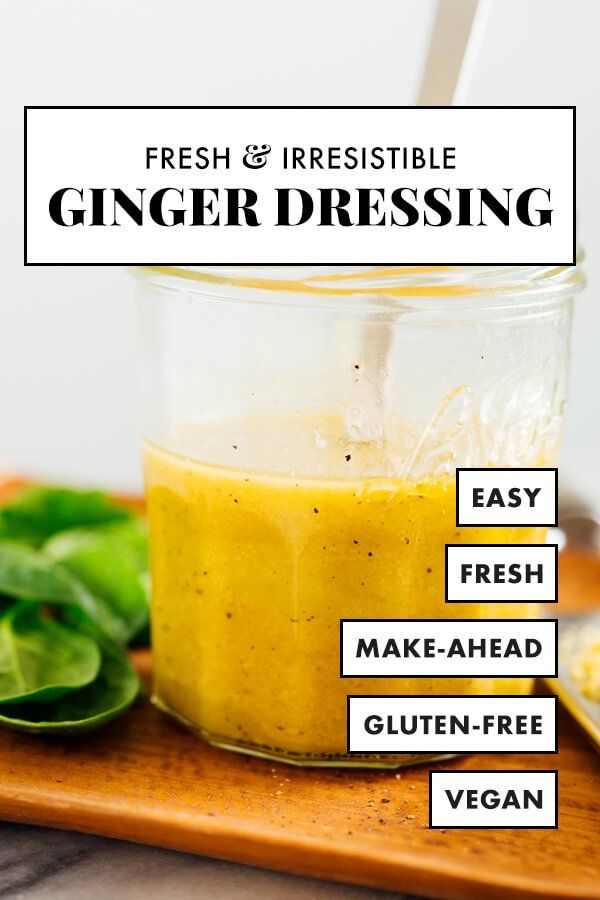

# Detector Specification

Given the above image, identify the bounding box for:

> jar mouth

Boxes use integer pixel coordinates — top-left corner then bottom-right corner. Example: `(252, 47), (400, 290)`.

(133, 263), (584, 311)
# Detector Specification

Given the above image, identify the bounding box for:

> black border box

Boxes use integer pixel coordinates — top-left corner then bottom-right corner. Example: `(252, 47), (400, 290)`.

(455, 468), (559, 528)
(24, 106), (576, 267)
(346, 694), (558, 755)
(340, 617), (558, 678)
(429, 769), (559, 829)
(444, 544), (559, 604)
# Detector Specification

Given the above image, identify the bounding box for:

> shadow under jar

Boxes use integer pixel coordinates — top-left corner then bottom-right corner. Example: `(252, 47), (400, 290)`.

(134, 265), (583, 767)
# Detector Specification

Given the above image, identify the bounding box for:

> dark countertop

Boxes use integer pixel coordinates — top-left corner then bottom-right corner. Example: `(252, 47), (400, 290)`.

(0, 823), (418, 899)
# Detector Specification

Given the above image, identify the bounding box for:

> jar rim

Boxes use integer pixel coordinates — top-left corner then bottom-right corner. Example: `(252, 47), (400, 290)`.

(134, 264), (584, 304)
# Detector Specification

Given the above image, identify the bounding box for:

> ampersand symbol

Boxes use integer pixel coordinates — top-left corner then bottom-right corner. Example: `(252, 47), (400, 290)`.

(243, 144), (272, 169)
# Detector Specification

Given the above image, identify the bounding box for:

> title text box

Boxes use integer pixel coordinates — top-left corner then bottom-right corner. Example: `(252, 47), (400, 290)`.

(25, 106), (575, 265)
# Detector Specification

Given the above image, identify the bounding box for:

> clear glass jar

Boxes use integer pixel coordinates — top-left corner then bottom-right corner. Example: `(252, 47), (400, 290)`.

(134, 265), (583, 767)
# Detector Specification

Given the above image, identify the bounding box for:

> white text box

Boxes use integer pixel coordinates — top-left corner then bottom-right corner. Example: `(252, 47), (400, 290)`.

(341, 619), (557, 677)
(25, 107), (574, 265)
(429, 770), (558, 828)
(347, 695), (557, 754)
(445, 544), (558, 603)
(456, 469), (558, 527)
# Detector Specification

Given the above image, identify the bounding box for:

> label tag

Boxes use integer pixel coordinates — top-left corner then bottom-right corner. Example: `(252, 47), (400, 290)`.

(445, 544), (558, 603)
(456, 468), (558, 527)
(429, 770), (558, 829)
(346, 695), (557, 754)
(340, 618), (557, 677)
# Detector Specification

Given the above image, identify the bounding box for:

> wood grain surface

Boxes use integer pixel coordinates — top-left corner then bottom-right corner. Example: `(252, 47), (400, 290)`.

(0, 478), (599, 900)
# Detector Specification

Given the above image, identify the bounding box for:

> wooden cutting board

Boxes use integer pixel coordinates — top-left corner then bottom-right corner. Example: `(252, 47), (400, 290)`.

(0, 479), (599, 900)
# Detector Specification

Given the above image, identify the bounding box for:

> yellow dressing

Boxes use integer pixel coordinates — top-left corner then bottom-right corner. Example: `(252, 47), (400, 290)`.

(144, 428), (545, 764)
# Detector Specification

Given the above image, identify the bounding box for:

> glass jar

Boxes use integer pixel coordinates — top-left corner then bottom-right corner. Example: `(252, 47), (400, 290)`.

(134, 265), (583, 767)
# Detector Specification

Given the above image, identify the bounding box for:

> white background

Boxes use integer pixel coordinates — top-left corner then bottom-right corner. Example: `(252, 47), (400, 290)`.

(25, 107), (573, 264)
(0, 0), (598, 493)
(430, 771), (557, 827)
